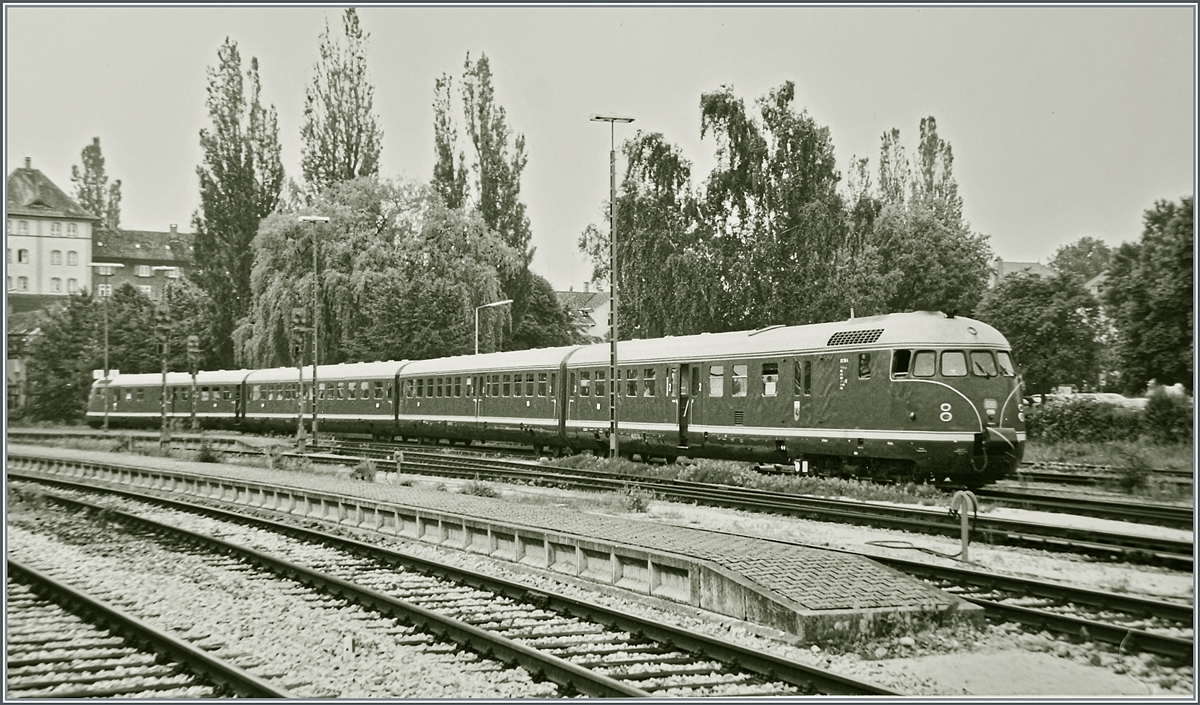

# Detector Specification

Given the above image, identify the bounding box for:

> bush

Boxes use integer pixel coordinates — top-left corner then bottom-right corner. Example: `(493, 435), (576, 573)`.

(196, 441), (220, 463)
(1143, 389), (1193, 445)
(614, 484), (654, 512)
(351, 459), (377, 482)
(1025, 398), (1144, 443)
(460, 477), (499, 497)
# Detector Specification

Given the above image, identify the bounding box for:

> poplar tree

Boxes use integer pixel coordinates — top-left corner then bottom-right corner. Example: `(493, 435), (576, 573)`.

(192, 38), (284, 368)
(301, 8), (383, 193)
(70, 137), (122, 230)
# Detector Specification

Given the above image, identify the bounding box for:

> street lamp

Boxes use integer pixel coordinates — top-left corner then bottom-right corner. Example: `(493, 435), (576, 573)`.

(299, 215), (330, 447)
(475, 299), (513, 355)
(88, 262), (125, 431)
(153, 266), (180, 451)
(591, 113), (634, 458)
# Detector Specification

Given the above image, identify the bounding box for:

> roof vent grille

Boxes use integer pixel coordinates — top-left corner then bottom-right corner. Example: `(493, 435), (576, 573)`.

(827, 328), (884, 346)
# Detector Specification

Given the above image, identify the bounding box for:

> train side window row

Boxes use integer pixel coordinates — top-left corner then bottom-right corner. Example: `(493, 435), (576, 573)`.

(403, 373), (556, 399)
(892, 349), (1016, 379)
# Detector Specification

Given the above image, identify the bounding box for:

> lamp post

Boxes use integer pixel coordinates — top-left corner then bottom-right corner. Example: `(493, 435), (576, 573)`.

(591, 114), (634, 458)
(88, 262), (125, 431)
(153, 266), (180, 451)
(475, 299), (513, 355)
(299, 215), (330, 447)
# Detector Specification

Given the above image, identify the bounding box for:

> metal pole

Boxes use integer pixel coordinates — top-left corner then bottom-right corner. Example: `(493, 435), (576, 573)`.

(103, 285), (110, 432)
(297, 325), (306, 452)
(608, 129), (618, 459)
(299, 215), (329, 447)
(475, 306), (480, 355)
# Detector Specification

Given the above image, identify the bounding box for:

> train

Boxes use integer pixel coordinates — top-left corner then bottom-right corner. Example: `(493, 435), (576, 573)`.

(86, 310), (1026, 488)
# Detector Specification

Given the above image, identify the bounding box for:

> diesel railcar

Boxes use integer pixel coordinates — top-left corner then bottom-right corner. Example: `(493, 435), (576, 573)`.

(86, 311), (1026, 487)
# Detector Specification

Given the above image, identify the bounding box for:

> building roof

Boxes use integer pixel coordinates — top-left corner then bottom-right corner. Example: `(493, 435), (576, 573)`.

(6, 159), (98, 221)
(993, 259), (1054, 280)
(557, 289), (611, 311)
(93, 228), (195, 264)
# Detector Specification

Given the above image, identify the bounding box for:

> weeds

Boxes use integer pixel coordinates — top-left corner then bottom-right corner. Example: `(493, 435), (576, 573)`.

(461, 476), (500, 498)
(351, 459), (377, 482)
(613, 484), (655, 512)
(196, 441), (221, 463)
(1111, 448), (1151, 493)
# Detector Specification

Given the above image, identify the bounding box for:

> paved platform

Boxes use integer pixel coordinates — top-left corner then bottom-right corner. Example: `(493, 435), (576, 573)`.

(7, 444), (981, 644)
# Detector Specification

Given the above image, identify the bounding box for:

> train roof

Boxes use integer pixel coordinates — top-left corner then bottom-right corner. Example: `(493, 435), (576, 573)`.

(96, 369), (251, 387)
(567, 311), (1010, 367)
(244, 360), (408, 384)
(398, 346), (582, 376)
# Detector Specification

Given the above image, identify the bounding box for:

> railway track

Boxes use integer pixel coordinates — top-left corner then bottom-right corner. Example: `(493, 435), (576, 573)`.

(6, 560), (289, 699)
(301, 442), (1196, 570)
(1017, 461), (1193, 487)
(972, 488), (1193, 531)
(9, 481), (898, 697)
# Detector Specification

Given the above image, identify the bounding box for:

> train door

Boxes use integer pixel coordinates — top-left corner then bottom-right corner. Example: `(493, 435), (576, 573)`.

(792, 357), (813, 426)
(677, 364), (700, 448)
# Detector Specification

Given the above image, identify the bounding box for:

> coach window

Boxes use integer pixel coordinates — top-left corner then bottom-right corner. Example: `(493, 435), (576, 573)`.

(912, 351), (936, 377)
(435, 378), (443, 398)
(762, 363), (779, 396)
(595, 371), (607, 399)
(180, 388), (189, 401)
(251, 385), (260, 401)
(490, 374), (501, 397)
(361, 381), (370, 399)
(579, 371), (590, 397)
(225, 388), (234, 400)
(538, 373), (548, 397)
(971, 351), (998, 377)
(708, 365), (724, 397)
(339, 381), (348, 400)
(570, 372), (578, 396)
(996, 351), (1016, 377)
(346, 381), (356, 400)
(550, 373), (557, 397)
(625, 369), (637, 397)
(125, 390), (133, 401)
(416, 378), (424, 398)
(891, 350), (912, 378)
(732, 364), (747, 397)
(502, 374), (512, 397)
(525, 373), (535, 397)
(941, 351), (968, 377)
(858, 353), (872, 380)
(643, 368), (656, 397)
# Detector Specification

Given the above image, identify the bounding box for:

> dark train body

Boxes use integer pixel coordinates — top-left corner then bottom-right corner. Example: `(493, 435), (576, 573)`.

(87, 311), (1026, 487)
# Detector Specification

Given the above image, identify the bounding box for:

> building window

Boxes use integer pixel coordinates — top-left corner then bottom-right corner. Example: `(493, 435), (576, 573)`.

(138, 285), (152, 298)
(17, 276), (29, 291)
(96, 265), (113, 276)
(97, 284), (112, 297)
(18, 221), (28, 235)
(137, 265), (151, 277)
(18, 249), (29, 263)
(67, 251), (78, 266)
(51, 222), (62, 236)
(50, 278), (62, 293)
(67, 223), (77, 237)
(166, 268), (180, 278)
(67, 278), (78, 293)
(51, 250), (62, 265)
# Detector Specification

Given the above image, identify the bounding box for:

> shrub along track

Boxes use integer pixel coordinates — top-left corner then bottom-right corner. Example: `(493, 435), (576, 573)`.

(6, 559), (289, 699)
(8, 477), (898, 698)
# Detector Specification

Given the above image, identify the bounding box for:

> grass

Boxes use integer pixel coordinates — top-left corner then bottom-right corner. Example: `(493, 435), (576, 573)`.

(1023, 439), (1193, 472)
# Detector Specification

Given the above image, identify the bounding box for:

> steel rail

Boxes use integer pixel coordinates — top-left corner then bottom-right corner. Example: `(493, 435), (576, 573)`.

(13, 479), (901, 697)
(973, 488), (1193, 530)
(7, 558), (291, 698)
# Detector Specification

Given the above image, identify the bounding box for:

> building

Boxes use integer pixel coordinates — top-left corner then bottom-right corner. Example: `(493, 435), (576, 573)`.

(92, 225), (195, 301)
(987, 257), (1055, 288)
(556, 284), (611, 342)
(6, 157), (98, 313)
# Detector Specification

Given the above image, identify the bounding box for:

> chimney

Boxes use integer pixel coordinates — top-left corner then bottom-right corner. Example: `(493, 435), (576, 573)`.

(169, 224), (178, 233)
(24, 157), (31, 169)
(583, 281), (589, 293)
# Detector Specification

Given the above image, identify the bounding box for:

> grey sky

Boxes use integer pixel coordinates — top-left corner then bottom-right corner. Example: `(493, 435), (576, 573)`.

(6, 5), (1194, 291)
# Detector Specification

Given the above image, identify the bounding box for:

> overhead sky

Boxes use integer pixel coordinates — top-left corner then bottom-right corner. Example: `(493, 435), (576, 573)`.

(6, 5), (1194, 291)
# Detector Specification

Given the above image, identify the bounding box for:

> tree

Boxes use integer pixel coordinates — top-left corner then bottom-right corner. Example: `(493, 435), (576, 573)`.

(70, 137), (122, 230)
(1103, 196), (1193, 393)
(1049, 236), (1112, 283)
(975, 272), (1102, 395)
(243, 177), (520, 367)
(300, 8), (383, 194)
(192, 38), (285, 368)
(432, 74), (468, 210)
(23, 295), (99, 422)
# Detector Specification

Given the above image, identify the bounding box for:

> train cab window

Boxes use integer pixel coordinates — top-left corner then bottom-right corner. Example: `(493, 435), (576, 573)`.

(537, 373), (548, 397)
(708, 365), (724, 397)
(970, 351), (998, 377)
(642, 368), (656, 397)
(502, 374), (512, 397)
(525, 373), (535, 397)
(579, 371), (590, 397)
(595, 371), (607, 399)
(941, 351), (968, 377)
(891, 350), (912, 378)
(732, 364), (748, 397)
(762, 363), (779, 397)
(912, 351), (936, 377)
(454, 377), (462, 397)
(625, 369), (638, 397)
(996, 351), (1016, 377)
(858, 353), (872, 380)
